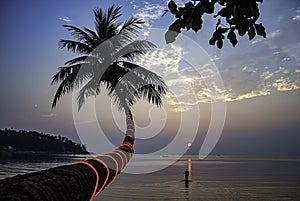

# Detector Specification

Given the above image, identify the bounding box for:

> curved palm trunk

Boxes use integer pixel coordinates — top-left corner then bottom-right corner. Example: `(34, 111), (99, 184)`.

(0, 110), (135, 201)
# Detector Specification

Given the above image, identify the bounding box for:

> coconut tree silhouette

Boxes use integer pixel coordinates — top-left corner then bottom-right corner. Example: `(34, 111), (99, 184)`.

(51, 6), (166, 139)
(0, 6), (167, 201)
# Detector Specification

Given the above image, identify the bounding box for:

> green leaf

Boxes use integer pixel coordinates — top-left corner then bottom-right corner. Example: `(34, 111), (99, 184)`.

(185, 2), (193, 10)
(238, 28), (246, 36)
(218, 7), (231, 18)
(165, 30), (179, 44)
(219, 27), (229, 34)
(192, 17), (202, 32)
(182, 7), (193, 28)
(251, 6), (260, 21)
(192, 5), (203, 32)
(209, 36), (217, 45)
(168, 0), (178, 15)
(201, 0), (215, 14)
(216, 0), (226, 6)
(165, 19), (182, 43)
(178, 7), (184, 16)
(193, 4), (205, 20)
(255, 23), (266, 38)
(205, 2), (215, 14)
(217, 38), (223, 49)
(248, 25), (256, 40)
(227, 30), (237, 47)
(169, 19), (182, 33)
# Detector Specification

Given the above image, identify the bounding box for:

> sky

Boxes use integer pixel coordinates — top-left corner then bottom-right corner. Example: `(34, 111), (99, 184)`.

(0, 0), (299, 156)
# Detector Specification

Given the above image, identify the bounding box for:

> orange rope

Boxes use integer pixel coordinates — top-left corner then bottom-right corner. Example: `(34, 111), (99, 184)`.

(114, 149), (128, 167)
(72, 161), (99, 201)
(71, 135), (134, 199)
(96, 154), (119, 187)
(109, 152), (124, 170)
(84, 158), (110, 196)
(120, 143), (134, 156)
(126, 128), (135, 132)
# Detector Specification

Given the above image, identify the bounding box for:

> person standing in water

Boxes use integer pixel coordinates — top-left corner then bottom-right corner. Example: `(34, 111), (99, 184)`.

(184, 169), (189, 182)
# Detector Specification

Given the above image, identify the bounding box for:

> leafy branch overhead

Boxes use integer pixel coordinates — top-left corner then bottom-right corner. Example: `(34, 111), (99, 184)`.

(166, 0), (266, 48)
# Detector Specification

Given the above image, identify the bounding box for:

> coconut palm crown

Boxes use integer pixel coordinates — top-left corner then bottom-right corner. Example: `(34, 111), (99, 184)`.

(51, 6), (167, 112)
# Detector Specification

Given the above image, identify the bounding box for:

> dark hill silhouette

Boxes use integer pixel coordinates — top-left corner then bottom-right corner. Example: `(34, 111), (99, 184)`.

(0, 128), (88, 154)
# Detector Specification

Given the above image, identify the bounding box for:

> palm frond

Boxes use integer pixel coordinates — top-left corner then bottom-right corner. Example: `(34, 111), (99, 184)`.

(51, 64), (82, 85)
(119, 18), (144, 35)
(52, 60), (98, 93)
(94, 6), (122, 40)
(77, 76), (101, 110)
(114, 40), (156, 61)
(109, 79), (165, 111)
(83, 27), (99, 41)
(124, 62), (167, 106)
(52, 63), (99, 108)
(109, 81), (137, 111)
(102, 63), (129, 92)
(52, 72), (78, 108)
(103, 62), (167, 111)
(59, 40), (92, 54)
(116, 19), (144, 46)
(122, 61), (166, 87)
(138, 84), (164, 107)
(64, 56), (88, 65)
(107, 6), (122, 24)
(64, 55), (101, 66)
(63, 25), (95, 47)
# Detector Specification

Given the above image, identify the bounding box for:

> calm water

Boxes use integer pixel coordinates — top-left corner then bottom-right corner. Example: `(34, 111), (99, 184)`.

(0, 152), (87, 179)
(1, 154), (300, 200)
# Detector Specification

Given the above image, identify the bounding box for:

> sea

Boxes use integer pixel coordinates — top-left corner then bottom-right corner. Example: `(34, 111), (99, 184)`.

(1, 153), (299, 200)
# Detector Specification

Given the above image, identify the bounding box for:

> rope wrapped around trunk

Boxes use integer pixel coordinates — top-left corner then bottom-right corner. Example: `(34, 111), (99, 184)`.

(0, 136), (134, 201)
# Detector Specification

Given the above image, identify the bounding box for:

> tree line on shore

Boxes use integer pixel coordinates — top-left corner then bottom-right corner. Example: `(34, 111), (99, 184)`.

(0, 128), (89, 154)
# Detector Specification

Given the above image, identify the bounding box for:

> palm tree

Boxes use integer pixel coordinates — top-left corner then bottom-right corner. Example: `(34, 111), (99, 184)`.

(51, 5), (166, 140)
(51, 4), (167, 197)
(0, 6), (167, 201)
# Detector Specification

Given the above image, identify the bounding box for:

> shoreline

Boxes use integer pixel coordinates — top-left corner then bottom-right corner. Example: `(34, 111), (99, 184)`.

(0, 150), (90, 156)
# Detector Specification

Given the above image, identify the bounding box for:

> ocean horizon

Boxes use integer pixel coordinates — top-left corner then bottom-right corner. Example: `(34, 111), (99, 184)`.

(1, 153), (299, 200)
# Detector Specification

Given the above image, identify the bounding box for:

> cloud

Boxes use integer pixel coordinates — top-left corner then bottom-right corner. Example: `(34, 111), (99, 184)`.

(133, 2), (165, 21)
(131, 1), (166, 37)
(59, 16), (72, 23)
(214, 8), (300, 102)
(40, 113), (57, 118)
(293, 7), (300, 21)
(131, 0), (187, 37)
(135, 39), (299, 111)
(135, 42), (226, 111)
(252, 30), (280, 44)
(129, 1), (300, 112)
(225, 88), (271, 102)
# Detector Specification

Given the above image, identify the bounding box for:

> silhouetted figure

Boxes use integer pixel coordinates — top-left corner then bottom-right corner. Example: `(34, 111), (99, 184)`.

(184, 169), (189, 182)
(185, 179), (189, 188)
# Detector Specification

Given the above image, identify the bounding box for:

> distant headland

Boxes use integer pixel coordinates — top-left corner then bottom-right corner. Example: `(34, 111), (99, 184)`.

(0, 128), (89, 154)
